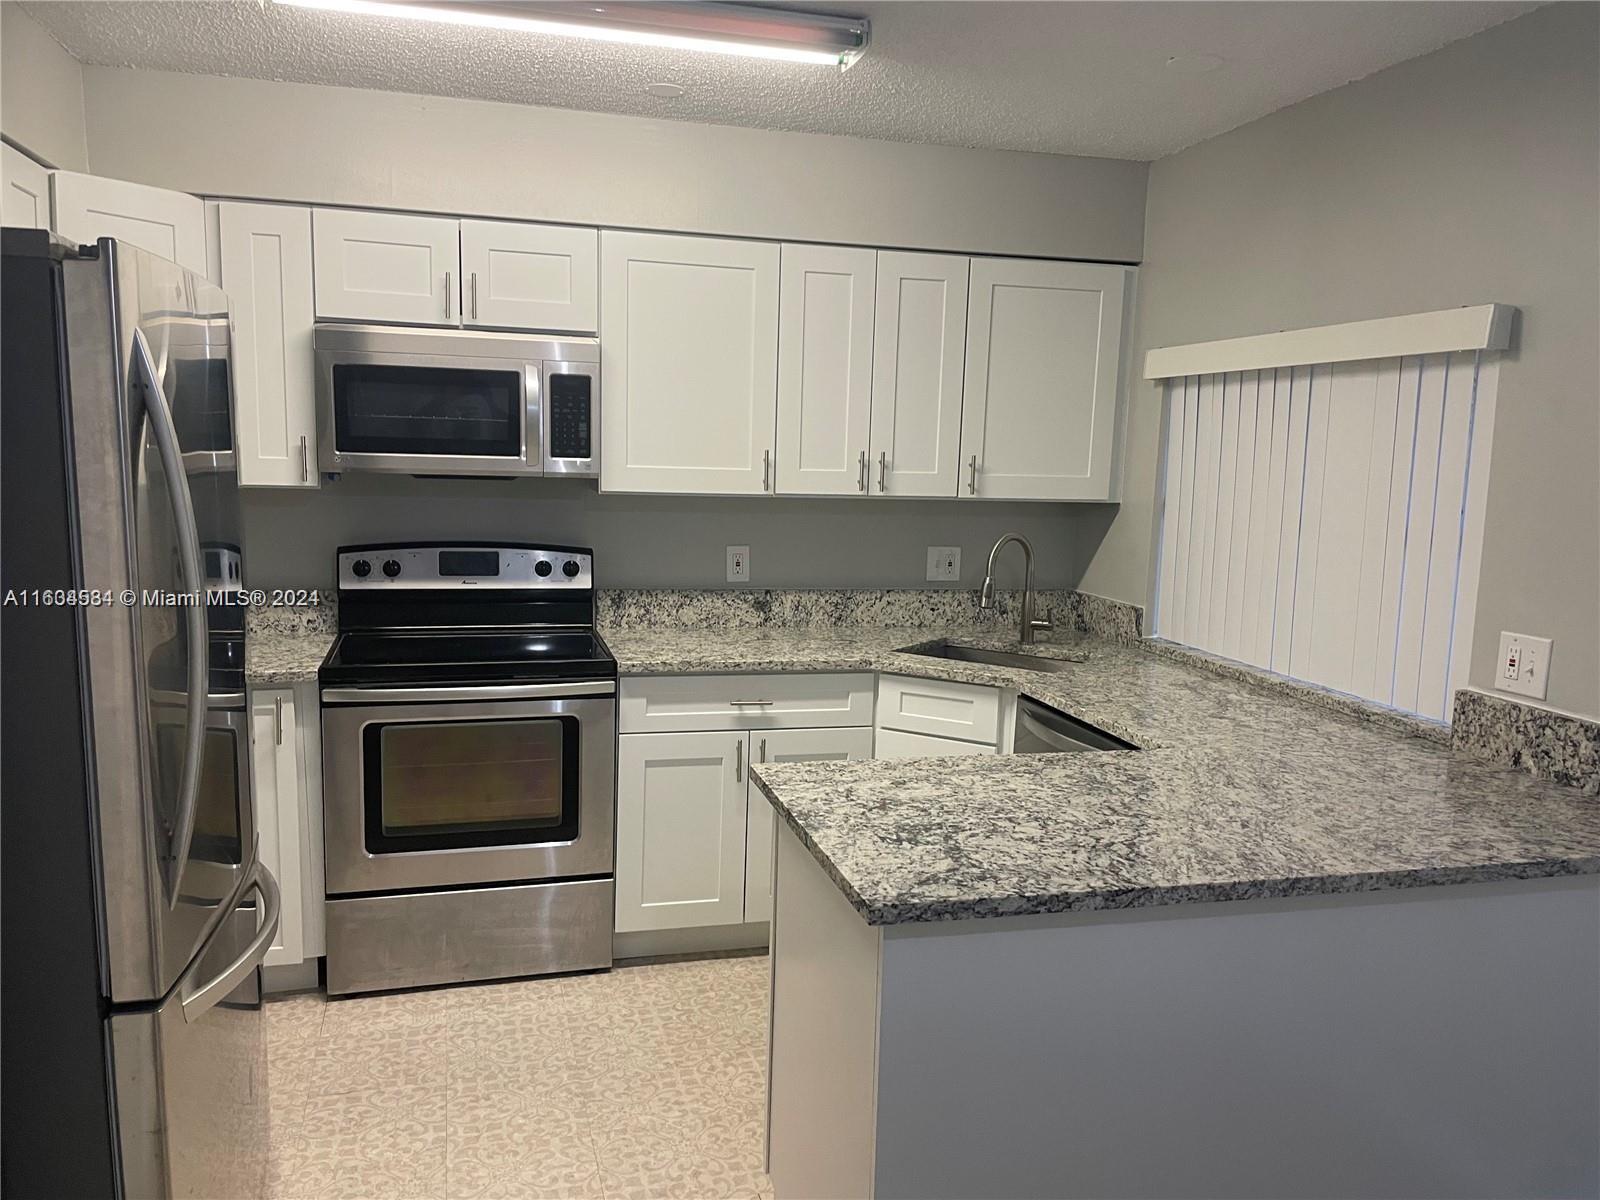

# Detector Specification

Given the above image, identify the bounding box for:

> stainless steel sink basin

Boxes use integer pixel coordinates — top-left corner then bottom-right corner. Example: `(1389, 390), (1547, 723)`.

(901, 641), (1082, 673)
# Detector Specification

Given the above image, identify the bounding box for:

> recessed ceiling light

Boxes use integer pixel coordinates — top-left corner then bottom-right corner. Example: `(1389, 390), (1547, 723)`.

(646, 82), (685, 99)
(274, 0), (870, 68)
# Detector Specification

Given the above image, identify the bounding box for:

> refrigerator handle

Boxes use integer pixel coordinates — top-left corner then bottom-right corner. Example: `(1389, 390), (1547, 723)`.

(181, 858), (280, 1025)
(131, 329), (209, 903)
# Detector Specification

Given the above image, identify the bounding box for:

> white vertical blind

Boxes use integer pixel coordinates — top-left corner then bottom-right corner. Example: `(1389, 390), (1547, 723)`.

(1154, 352), (1489, 721)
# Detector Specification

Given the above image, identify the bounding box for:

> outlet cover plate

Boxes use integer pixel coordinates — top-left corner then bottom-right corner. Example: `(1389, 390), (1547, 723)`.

(1496, 631), (1552, 700)
(726, 545), (750, 584)
(926, 546), (961, 582)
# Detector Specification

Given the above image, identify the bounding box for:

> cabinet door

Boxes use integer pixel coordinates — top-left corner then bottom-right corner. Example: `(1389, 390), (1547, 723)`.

(600, 231), (779, 495)
(962, 258), (1129, 500)
(745, 726), (874, 924)
(219, 202), (318, 488)
(50, 171), (207, 274)
(460, 219), (598, 332)
(311, 208), (460, 326)
(775, 244), (876, 496)
(869, 251), (969, 497)
(249, 690), (305, 967)
(2, 144), (50, 230)
(616, 730), (750, 932)
(874, 727), (998, 759)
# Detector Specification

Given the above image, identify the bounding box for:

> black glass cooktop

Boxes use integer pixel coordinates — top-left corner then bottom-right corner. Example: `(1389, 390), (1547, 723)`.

(320, 628), (616, 686)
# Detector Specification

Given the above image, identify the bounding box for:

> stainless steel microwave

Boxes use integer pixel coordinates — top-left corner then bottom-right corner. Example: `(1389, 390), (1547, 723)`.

(314, 324), (599, 478)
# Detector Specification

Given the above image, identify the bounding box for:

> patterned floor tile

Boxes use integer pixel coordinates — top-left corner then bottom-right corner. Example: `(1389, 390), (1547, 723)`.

(265, 956), (772, 1200)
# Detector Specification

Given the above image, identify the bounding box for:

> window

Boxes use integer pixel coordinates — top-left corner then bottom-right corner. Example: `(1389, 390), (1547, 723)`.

(1154, 351), (1495, 721)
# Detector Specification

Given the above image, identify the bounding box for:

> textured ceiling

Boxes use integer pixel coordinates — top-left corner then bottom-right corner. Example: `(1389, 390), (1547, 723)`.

(24, 0), (1543, 160)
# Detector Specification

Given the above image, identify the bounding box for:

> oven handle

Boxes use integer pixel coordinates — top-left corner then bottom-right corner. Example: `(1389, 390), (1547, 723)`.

(320, 681), (615, 704)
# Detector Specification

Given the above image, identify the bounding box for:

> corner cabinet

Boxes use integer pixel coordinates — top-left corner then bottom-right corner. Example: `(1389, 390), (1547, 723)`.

(869, 252), (970, 498)
(2, 144), (50, 230)
(961, 258), (1130, 501)
(50, 171), (207, 275)
(599, 231), (780, 495)
(219, 202), (318, 487)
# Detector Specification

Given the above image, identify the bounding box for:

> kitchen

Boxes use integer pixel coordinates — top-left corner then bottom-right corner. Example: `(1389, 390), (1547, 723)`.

(1, 1), (1597, 1198)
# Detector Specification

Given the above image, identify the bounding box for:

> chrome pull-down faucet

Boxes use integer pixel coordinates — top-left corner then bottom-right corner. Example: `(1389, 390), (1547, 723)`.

(980, 533), (1054, 645)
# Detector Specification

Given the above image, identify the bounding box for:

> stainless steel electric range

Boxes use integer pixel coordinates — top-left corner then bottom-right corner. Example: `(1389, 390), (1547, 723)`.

(319, 542), (616, 995)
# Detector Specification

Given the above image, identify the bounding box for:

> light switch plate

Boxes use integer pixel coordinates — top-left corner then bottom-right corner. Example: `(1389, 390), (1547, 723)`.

(1496, 631), (1552, 700)
(726, 545), (750, 584)
(926, 546), (961, 582)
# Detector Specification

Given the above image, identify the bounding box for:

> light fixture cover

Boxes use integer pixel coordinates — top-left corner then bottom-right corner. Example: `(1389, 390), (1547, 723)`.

(275, 0), (871, 67)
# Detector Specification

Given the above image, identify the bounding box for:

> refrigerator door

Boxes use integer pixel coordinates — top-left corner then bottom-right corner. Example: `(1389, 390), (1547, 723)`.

(111, 860), (279, 1200)
(64, 241), (253, 1004)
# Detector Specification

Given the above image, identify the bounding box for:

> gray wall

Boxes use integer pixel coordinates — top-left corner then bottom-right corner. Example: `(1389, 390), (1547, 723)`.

(78, 67), (1146, 261)
(1080, 3), (1600, 719)
(242, 476), (1092, 593)
(0, 5), (89, 170)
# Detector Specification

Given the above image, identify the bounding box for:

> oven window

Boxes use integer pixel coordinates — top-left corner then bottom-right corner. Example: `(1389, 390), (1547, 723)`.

(362, 716), (580, 853)
(332, 364), (522, 457)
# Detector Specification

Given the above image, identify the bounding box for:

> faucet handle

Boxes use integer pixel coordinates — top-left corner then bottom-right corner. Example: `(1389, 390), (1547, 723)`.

(1030, 607), (1055, 633)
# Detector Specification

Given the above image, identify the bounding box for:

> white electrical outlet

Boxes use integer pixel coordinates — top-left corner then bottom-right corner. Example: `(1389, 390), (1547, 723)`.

(726, 545), (750, 584)
(926, 546), (961, 582)
(1496, 631), (1553, 700)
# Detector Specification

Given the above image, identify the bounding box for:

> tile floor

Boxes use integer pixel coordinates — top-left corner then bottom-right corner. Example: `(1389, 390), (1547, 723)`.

(266, 954), (773, 1200)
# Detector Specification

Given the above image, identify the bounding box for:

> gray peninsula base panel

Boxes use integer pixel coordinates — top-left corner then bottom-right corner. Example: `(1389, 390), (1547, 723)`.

(768, 826), (1600, 1200)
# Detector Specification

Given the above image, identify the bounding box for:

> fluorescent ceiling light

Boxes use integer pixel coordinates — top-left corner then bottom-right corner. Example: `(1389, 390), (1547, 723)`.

(273, 0), (870, 68)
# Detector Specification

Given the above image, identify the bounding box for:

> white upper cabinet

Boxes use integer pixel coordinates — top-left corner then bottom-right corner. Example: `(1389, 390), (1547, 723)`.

(2, 144), (50, 230)
(600, 231), (780, 495)
(312, 208), (460, 326)
(869, 251), (969, 497)
(219, 202), (318, 488)
(50, 171), (207, 274)
(774, 244), (876, 497)
(459, 219), (597, 332)
(961, 258), (1129, 501)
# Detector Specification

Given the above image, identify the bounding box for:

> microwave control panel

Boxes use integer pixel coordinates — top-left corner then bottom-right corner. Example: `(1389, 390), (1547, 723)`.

(548, 374), (593, 460)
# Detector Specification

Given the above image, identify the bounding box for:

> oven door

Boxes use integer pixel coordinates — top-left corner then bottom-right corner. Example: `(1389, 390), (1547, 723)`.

(316, 346), (540, 477)
(321, 689), (615, 893)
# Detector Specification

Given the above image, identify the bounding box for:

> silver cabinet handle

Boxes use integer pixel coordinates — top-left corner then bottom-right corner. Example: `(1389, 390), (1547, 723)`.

(969, 454), (978, 495)
(273, 695), (284, 745)
(470, 271), (478, 321)
(131, 329), (207, 903)
(760, 737), (767, 763)
(878, 450), (887, 492)
(763, 448), (771, 492)
(734, 738), (743, 783)
(730, 699), (774, 706)
(858, 449), (867, 492)
(443, 270), (453, 320)
(299, 435), (309, 483)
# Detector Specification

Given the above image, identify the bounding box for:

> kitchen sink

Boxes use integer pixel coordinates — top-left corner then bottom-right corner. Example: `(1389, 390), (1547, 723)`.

(901, 641), (1082, 674)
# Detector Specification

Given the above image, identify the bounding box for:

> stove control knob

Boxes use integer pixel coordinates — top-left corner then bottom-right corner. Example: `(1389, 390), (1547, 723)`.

(562, 559), (581, 578)
(350, 559), (372, 578)
(382, 559), (402, 578)
(534, 560), (553, 577)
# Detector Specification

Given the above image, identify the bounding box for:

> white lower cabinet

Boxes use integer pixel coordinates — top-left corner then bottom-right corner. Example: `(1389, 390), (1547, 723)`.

(615, 729), (750, 933)
(248, 685), (324, 973)
(744, 726), (874, 924)
(874, 727), (998, 759)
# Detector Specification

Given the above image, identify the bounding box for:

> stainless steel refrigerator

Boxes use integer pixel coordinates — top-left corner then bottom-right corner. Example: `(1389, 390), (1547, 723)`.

(2, 230), (279, 1199)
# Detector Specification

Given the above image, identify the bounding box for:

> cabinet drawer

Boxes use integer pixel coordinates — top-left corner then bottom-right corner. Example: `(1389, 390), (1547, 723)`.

(619, 673), (874, 733)
(874, 727), (998, 759)
(875, 673), (1002, 744)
